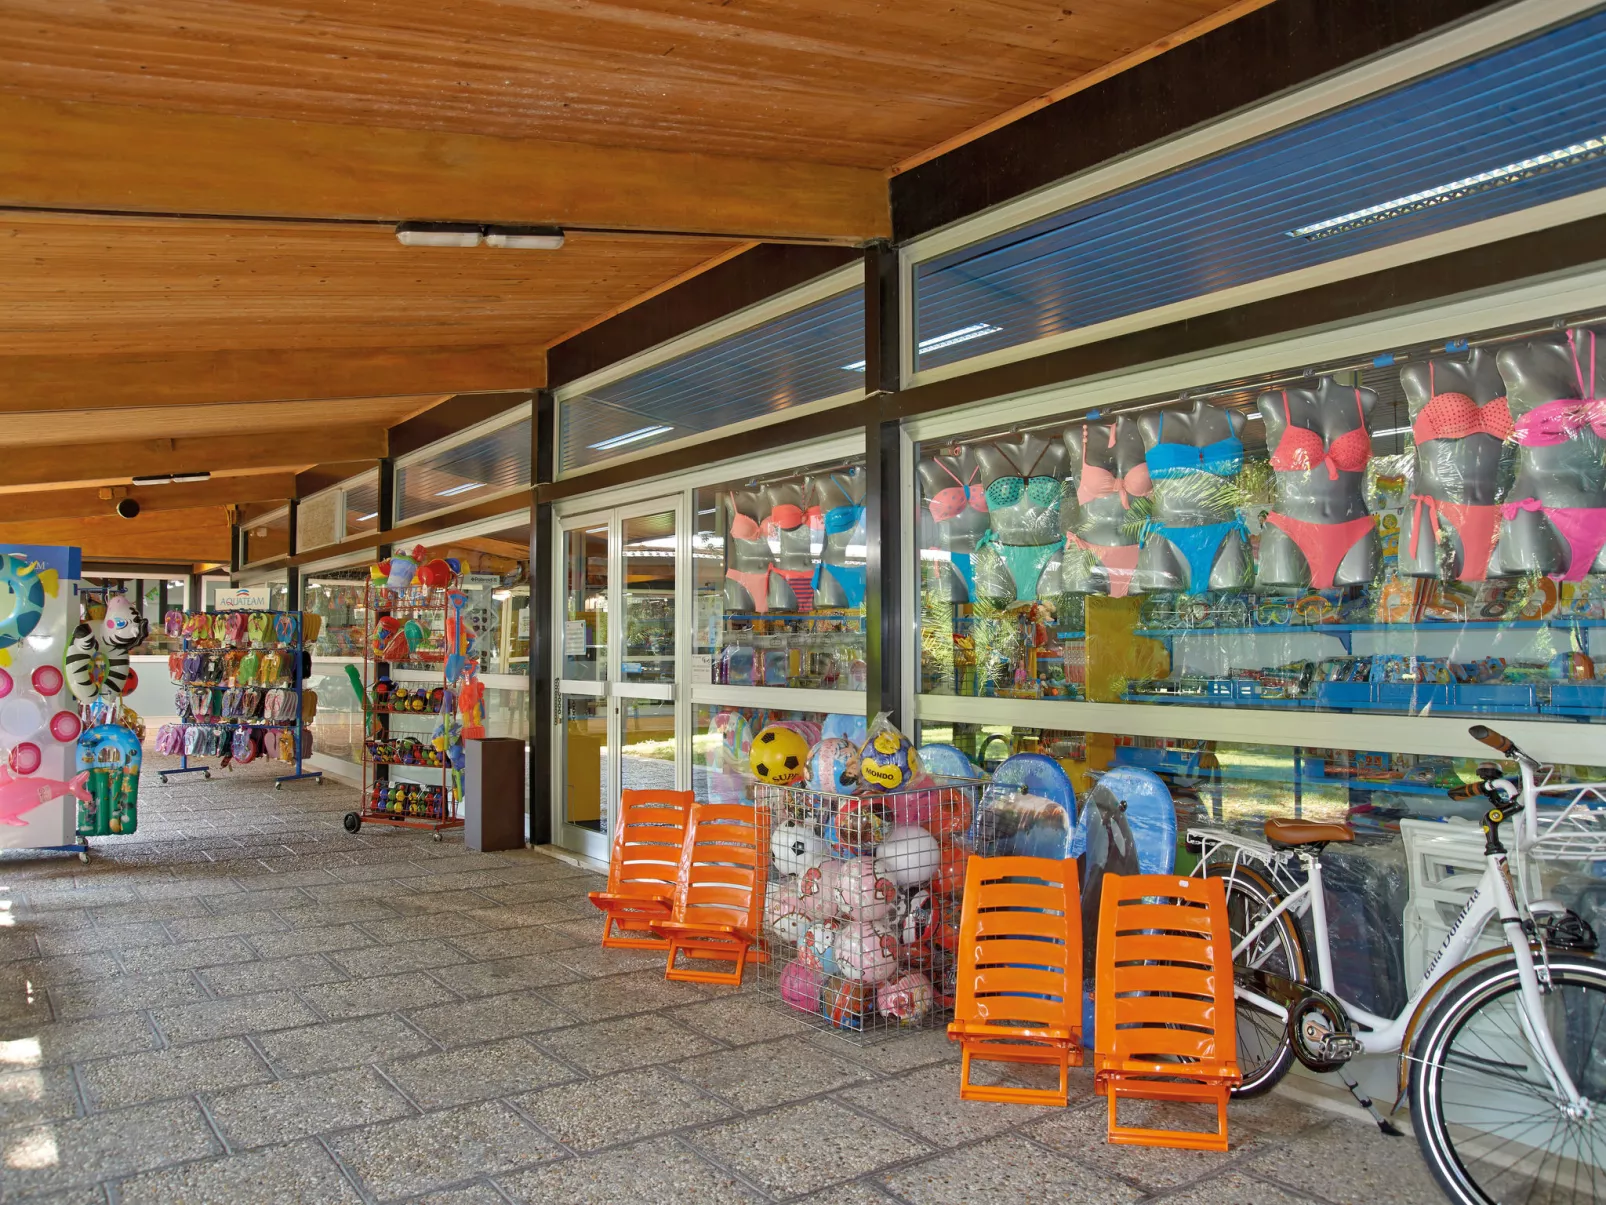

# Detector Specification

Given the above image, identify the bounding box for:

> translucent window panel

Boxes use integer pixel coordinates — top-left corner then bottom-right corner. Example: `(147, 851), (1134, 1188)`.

(244, 510), (290, 563)
(345, 476), (381, 535)
(562, 525), (607, 681)
(309, 658), (365, 766)
(694, 456), (866, 691)
(296, 491), (340, 553)
(302, 570), (371, 657)
(396, 415), (531, 521)
(694, 705), (863, 806)
(561, 286), (864, 474)
(916, 309), (1606, 726)
(621, 511), (676, 685)
(563, 695), (608, 835)
(911, 10), (1606, 375)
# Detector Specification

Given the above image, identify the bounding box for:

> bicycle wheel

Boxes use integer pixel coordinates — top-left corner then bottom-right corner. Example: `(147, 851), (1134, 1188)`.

(1212, 860), (1305, 1097)
(1410, 954), (1606, 1205)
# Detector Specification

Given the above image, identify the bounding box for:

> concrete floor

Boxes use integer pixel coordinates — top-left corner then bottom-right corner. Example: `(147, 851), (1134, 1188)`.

(0, 759), (1451, 1204)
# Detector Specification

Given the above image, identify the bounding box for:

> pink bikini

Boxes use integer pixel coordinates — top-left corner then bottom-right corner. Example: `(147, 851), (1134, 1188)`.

(1264, 390), (1375, 589)
(1072, 424), (1150, 597)
(1503, 330), (1606, 581)
(927, 461), (988, 522)
(724, 492), (818, 611)
(1407, 363), (1513, 582)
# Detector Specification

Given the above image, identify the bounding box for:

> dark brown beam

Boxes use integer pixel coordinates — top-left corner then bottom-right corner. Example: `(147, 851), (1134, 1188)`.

(389, 392), (533, 459)
(0, 427), (386, 488)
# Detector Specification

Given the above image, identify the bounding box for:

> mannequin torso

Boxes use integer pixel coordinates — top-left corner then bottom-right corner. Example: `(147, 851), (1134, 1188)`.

(808, 469), (868, 608)
(917, 448), (990, 603)
(973, 434), (1068, 601)
(1135, 400), (1249, 593)
(1063, 416), (1150, 597)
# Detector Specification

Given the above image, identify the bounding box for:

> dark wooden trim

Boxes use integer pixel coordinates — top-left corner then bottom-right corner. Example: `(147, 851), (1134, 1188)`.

(891, 212), (1606, 423)
(546, 243), (862, 389)
(893, 0), (1508, 242)
(862, 242), (903, 726)
(529, 389), (554, 844)
(388, 391), (534, 460)
(295, 461), (378, 499)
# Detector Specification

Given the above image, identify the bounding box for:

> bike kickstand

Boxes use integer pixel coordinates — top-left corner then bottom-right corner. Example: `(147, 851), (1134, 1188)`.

(1336, 1068), (1404, 1137)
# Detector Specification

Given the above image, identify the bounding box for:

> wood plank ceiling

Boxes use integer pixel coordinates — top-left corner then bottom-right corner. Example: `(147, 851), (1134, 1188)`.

(0, 0), (1258, 563)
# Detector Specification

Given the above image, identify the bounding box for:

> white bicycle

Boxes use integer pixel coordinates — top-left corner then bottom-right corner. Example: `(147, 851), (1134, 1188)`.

(1188, 724), (1603, 1205)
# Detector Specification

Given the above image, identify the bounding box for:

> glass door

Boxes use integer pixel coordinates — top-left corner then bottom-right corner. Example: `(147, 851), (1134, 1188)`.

(553, 499), (684, 859)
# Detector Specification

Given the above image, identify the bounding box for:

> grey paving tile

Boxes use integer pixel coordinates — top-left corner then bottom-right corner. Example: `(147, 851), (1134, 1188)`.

(676, 1035), (874, 1110)
(163, 909), (288, 942)
(384, 1037), (576, 1109)
(207, 1065), (413, 1148)
(82, 896), (214, 924)
(691, 1098), (928, 1198)
(512, 1066), (732, 1152)
(202, 887), (315, 913)
(0, 1063), (80, 1128)
(401, 1185), (507, 1205)
(362, 911), (487, 945)
(150, 990), (318, 1045)
(1154, 1171), (1323, 1205)
(1248, 1119), (1447, 1205)
(1033, 1096), (1250, 1188)
(247, 924), (374, 959)
(17, 1013), (160, 1066)
(0, 931), (42, 962)
(199, 953), (347, 996)
(115, 1138), (364, 1204)
(791, 1183), (903, 1205)
(804, 1025), (958, 1074)
(547, 941), (675, 978)
(230, 866), (342, 889)
(80, 1036), (272, 1111)
(330, 1100), (562, 1199)
(4, 952), (126, 986)
(0, 1098), (220, 1196)
(329, 939), (467, 978)
(883, 1132), (1141, 1205)
(670, 993), (813, 1046)
(497, 1136), (759, 1204)
(117, 936), (257, 974)
(534, 1013), (722, 1077)
(303, 881), (421, 905)
(537, 970), (709, 1022)
(449, 924), (586, 961)
(258, 1016), (436, 1076)
(48, 972), (207, 1020)
(302, 971), (459, 1020)
(406, 990), (574, 1047)
(35, 921), (172, 957)
(429, 954), (583, 999)
(479, 878), (606, 907)
(841, 1062), (1050, 1147)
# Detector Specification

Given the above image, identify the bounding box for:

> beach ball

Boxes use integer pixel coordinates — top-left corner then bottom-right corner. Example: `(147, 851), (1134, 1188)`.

(770, 819), (826, 878)
(934, 842), (969, 895)
(875, 824), (941, 888)
(797, 859), (844, 921)
(829, 795), (891, 853)
(806, 736), (858, 794)
(796, 918), (840, 974)
(765, 879), (806, 944)
(857, 727), (919, 793)
(779, 959), (824, 1014)
(751, 725), (809, 786)
(834, 855), (897, 922)
(824, 976), (872, 1031)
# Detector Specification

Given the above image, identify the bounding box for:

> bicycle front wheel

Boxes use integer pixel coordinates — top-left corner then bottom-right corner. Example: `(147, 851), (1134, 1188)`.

(1409, 954), (1606, 1205)
(1213, 860), (1305, 1097)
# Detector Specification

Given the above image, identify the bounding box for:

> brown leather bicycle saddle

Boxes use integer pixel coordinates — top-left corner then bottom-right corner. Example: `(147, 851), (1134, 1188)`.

(1263, 818), (1354, 847)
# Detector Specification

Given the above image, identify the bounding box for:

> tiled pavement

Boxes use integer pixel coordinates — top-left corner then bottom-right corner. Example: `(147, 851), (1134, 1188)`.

(0, 760), (1449, 1204)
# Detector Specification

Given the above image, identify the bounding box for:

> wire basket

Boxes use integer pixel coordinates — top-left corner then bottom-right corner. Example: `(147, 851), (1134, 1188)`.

(755, 776), (980, 1041)
(1530, 781), (1606, 863)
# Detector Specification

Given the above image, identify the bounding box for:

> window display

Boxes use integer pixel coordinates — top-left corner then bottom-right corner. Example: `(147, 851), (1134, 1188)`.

(917, 319), (1606, 722)
(694, 705), (865, 806)
(695, 458), (866, 690)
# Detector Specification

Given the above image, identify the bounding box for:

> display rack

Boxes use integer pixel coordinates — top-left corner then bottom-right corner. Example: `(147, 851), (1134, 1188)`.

(348, 580), (462, 838)
(162, 611), (322, 789)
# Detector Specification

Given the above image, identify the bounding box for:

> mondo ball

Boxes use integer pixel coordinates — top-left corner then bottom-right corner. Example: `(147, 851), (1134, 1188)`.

(751, 724), (809, 785)
(856, 727), (919, 793)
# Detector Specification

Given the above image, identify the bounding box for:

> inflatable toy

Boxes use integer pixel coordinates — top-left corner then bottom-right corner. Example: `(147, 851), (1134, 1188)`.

(8, 742), (41, 775)
(828, 795), (890, 852)
(796, 918), (840, 974)
(875, 824), (941, 888)
(99, 594), (147, 650)
(779, 959), (824, 1013)
(0, 696), (43, 742)
(971, 753), (1077, 859)
(1068, 767), (1176, 875)
(30, 665), (62, 697)
(0, 554), (52, 654)
(834, 855), (896, 922)
(917, 743), (982, 781)
(49, 711), (81, 743)
(877, 971), (934, 1022)
(765, 879), (806, 944)
(933, 841), (968, 895)
(0, 668), (9, 699)
(751, 724), (808, 785)
(822, 714), (868, 745)
(857, 723), (919, 793)
(0, 766), (89, 826)
(769, 818), (825, 878)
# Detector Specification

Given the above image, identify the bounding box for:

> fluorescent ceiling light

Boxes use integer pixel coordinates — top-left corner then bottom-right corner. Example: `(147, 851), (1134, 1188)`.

(842, 322), (1004, 370)
(588, 424), (673, 451)
(356, 512), (379, 522)
(395, 221), (482, 248)
(1371, 425), (1414, 438)
(131, 472), (211, 486)
(484, 225), (565, 250)
(1287, 135), (1606, 240)
(435, 482), (485, 497)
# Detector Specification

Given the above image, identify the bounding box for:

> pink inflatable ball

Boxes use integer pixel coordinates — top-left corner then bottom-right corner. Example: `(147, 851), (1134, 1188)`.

(48, 711), (82, 743)
(0, 668), (10, 700)
(796, 918), (840, 974)
(874, 824), (942, 888)
(806, 736), (859, 795)
(765, 879), (806, 944)
(778, 959), (824, 1014)
(834, 918), (900, 984)
(891, 784), (973, 831)
(833, 855), (897, 922)
(8, 742), (41, 775)
(877, 971), (935, 1022)
(30, 666), (63, 698)
(796, 859), (845, 921)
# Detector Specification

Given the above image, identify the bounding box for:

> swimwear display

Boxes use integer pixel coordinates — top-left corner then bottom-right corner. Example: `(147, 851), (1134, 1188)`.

(983, 443), (1062, 512)
(728, 492), (762, 542)
(1143, 519), (1247, 595)
(1412, 362), (1513, 445)
(1068, 534), (1140, 598)
(1268, 389), (1371, 479)
(1077, 424), (1151, 508)
(1263, 512), (1376, 590)
(927, 461), (989, 522)
(725, 566), (772, 613)
(771, 566), (816, 612)
(977, 534), (1063, 602)
(1410, 495), (1502, 583)
(1144, 413), (1244, 480)
(813, 561), (868, 608)
(1501, 498), (1606, 581)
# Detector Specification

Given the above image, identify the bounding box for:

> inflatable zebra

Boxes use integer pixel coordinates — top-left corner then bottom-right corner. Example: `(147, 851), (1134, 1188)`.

(66, 594), (145, 702)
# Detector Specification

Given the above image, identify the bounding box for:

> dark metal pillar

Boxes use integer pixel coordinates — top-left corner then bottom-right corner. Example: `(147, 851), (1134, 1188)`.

(862, 240), (903, 728)
(529, 389), (555, 846)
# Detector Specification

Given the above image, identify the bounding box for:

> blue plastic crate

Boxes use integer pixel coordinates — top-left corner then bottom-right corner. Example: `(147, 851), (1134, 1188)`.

(1317, 682), (1372, 710)
(1548, 683), (1606, 716)
(1454, 684), (1538, 713)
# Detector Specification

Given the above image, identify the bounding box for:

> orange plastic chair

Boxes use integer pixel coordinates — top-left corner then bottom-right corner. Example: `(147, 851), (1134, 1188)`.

(586, 789), (692, 949)
(1093, 873), (1241, 1151)
(946, 855), (1083, 1106)
(650, 802), (769, 985)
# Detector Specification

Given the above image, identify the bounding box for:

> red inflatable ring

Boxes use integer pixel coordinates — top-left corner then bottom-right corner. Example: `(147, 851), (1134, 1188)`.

(31, 665), (63, 697)
(0, 668), (10, 699)
(49, 711), (81, 742)
(8, 742), (41, 774)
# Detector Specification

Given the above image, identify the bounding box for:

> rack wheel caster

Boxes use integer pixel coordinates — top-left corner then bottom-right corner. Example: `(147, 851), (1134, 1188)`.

(432, 831), (443, 842)
(343, 812), (361, 833)
(203, 771), (211, 780)
(158, 775), (168, 785)
(77, 837), (89, 864)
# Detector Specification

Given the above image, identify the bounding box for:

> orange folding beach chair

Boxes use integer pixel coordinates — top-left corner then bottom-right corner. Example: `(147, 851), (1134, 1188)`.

(587, 789), (692, 949)
(651, 802), (769, 985)
(1093, 873), (1241, 1151)
(946, 855), (1083, 1106)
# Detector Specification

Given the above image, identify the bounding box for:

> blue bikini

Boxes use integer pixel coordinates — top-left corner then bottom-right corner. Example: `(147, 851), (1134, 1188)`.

(1142, 416), (1247, 593)
(812, 476), (867, 607)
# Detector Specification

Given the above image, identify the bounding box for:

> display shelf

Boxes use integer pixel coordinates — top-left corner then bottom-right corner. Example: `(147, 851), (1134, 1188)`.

(1111, 745), (1456, 798)
(1138, 618), (1606, 640)
(1123, 679), (1606, 719)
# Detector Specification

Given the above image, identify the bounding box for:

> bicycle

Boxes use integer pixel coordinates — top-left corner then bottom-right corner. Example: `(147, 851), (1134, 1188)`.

(1187, 724), (1604, 1205)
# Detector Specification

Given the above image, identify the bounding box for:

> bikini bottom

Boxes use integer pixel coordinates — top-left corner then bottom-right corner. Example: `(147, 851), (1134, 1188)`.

(1502, 498), (1606, 581)
(770, 565), (815, 612)
(813, 561), (867, 609)
(1264, 512), (1374, 590)
(979, 537), (1063, 603)
(726, 566), (771, 614)
(950, 552), (975, 601)
(1143, 519), (1247, 595)
(1410, 495), (1500, 582)
(1068, 534), (1139, 598)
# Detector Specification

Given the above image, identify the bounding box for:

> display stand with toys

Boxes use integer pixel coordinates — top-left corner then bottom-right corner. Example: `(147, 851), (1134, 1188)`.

(756, 712), (981, 1038)
(344, 548), (469, 839)
(154, 609), (323, 790)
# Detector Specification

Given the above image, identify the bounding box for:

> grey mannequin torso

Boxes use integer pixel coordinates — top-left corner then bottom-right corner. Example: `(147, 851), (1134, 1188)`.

(1399, 351), (1509, 578)
(808, 469), (866, 608)
(974, 435), (1067, 545)
(760, 482), (812, 611)
(1135, 401), (1249, 592)
(917, 449), (990, 604)
(1061, 417), (1147, 596)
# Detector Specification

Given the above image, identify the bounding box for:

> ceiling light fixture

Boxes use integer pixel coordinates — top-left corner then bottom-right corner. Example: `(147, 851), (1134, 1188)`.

(356, 512), (379, 522)
(435, 482), (485, 498)
(1287, 134), (1606, 241)
(588, 425), (673, 451)
(484, 225), (565, 250)
(131, 472), (211, 486)
(842, 322), (1004, 371)
(395, 221), (483, 248)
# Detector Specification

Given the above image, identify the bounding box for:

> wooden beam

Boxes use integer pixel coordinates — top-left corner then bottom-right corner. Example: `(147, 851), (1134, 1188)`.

(0, 428), (386, 489)
(0, 345), (543, 413)
(0, 94), (889, 243)
(0, 507), (232, 562)
(0, 473), (295, 523)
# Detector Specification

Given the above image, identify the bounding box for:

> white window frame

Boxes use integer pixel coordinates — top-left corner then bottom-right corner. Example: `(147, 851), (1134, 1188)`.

(392, 402), (534, 528)
(240, 505), (291, 569)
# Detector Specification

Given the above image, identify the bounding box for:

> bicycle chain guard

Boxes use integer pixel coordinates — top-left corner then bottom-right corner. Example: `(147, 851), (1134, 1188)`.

(1238, 966), (1362, 1072)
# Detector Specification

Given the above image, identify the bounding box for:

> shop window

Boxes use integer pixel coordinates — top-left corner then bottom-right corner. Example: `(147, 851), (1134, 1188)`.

(695, 705), (864, 806)
(695, 456), (866, 691)
(433, 516), (532, 678)
(243, 508), (290, 564)
(395, 414), (531, 523)
(344, 475), (381, 537)
(909, 9), (1606, 377)
(916, 315), (1606, 727)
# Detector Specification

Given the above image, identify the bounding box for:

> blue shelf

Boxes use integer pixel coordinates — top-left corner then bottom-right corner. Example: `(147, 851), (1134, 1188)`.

(1137, 619), (1606, 638)
(1111, 746), (1456, 797)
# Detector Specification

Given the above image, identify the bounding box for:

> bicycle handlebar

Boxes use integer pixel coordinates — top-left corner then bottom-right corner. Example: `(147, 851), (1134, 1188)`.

(1469, 725), (1516, 756)
(1446, 782), (1484, 801)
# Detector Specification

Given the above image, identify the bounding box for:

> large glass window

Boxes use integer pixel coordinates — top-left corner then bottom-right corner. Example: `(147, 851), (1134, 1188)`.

(433, 516), (532, 678)
(694, 456), (867, 691)
(695, 705), (865, 807)
(243, 508), (290, 564)
(917, 313), (1606, 726)
(395, 414), (531, 523)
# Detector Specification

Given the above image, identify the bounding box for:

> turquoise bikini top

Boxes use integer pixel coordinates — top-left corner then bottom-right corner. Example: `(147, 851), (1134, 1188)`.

(984, 445), (1062, 511)
(1144, 413), (1244, 480)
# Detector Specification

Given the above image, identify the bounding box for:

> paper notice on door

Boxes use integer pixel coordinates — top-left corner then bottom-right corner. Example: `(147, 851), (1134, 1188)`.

(691, 654), (713, 683)
(563, 620), (587, 656)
